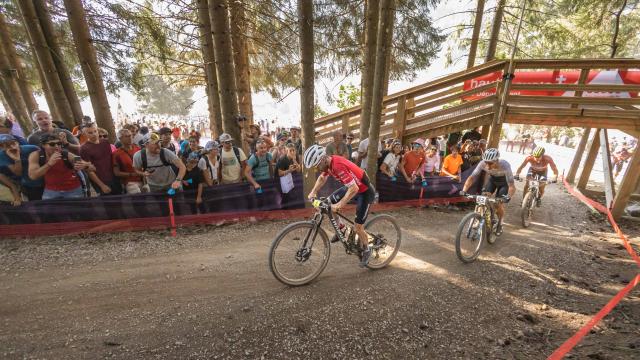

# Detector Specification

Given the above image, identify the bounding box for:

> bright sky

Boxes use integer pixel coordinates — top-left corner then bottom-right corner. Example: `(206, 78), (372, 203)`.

(25, 0), (475, 128)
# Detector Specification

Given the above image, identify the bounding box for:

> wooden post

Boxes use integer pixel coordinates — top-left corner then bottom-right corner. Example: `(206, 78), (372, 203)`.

(566, 128), (591, 183)
(341, 113), (350, 135)
(600, 129), (615, 208)
(611, 148), (640, 219)
(480, 124), (490, 139)
(487, 72), (506, 148)
(392, 95), (407, 142)
(577, 128), (601, 190)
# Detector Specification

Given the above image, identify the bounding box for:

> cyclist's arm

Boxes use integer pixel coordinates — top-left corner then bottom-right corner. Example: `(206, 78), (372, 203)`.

(504, 162), (516, 197)
(335, 182), (359, 209)
(548, 157), (559, 177)
(462, 175), (476, 192)
(308, 173), (328, 198)
(515, 158), (529, 176)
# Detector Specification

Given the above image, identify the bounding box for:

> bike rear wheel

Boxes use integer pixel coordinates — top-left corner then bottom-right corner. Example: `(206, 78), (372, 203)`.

(364, 214), (401, 269)
(520, 192), (534, 228)
(269, 221), (330, 286)
(455, 212), (485, 263)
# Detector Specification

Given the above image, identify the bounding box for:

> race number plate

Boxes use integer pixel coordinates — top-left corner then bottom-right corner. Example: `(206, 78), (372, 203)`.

(530, 180), (539, 187)
(476, 196), (487, 205)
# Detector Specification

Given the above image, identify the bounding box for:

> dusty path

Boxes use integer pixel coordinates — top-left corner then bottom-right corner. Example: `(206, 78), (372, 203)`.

(1, 184), (639, 359)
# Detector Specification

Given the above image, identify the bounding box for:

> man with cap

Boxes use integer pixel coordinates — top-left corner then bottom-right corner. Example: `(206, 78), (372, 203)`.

(27, 133), (94, 200)
(0, 134), (42, 203)
(219, 133), (247, 184)
(184, 151), (206, 208)
(400, 138), (426, 183)
(326, 131), (348, 158)
(158, 127), (179, 154)
(132, 132), (186, 192)
(199, 140), (221, 186)
(27, 110), (80, 154)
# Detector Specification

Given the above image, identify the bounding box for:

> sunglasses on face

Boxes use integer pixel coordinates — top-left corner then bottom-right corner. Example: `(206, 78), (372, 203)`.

(224, 141), (232, 145)
(346, 137), (354, 140)
(46, 142), (62, 147)
(99, 135), (108, 139)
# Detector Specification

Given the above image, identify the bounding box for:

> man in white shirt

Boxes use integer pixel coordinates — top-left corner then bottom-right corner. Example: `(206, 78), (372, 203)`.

(357, 137), (381, 169)
(218, 133), (247, 184)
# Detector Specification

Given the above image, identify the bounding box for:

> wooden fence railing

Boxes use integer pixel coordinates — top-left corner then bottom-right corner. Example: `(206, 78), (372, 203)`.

(314, 58), (640, 144)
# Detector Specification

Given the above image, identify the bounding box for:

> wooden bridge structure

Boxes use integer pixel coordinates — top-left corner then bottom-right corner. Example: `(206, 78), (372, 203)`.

(313, 58), (640, 220)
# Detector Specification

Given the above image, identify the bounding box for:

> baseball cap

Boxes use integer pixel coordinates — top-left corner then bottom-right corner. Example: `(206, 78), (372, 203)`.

(187, 152), (200, 161)
(219, 133), (232, 142)
(205, 140), (220, 151)
(0, 134), (16, 143)
(144, 132), (161, 145)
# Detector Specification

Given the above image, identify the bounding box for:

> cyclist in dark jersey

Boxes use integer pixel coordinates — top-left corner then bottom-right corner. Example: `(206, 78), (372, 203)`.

(461, 148), (515, 235)
(304, 144), (376, 267)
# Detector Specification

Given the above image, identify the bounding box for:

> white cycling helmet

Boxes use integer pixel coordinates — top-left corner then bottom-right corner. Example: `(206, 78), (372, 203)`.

(483, 148), (500, 162)
(303, 144), (326, 168)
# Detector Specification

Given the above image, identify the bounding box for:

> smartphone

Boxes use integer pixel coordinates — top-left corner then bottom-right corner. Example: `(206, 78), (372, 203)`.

(73, 155), (82, 163)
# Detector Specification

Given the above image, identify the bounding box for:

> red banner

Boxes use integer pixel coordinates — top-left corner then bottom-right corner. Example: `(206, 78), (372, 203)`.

(463, 70), (640, 100)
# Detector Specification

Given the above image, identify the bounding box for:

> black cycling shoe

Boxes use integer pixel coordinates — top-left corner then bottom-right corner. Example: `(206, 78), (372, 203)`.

(536, 198), (542, 207)
(495, 223), (503, 236)
(359, 246), (372, 268)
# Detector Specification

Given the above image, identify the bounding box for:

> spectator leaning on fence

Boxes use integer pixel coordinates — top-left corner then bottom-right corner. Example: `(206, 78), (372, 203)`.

(245, 140), (274, 192)
(27, 110), (80, 154)
(28, 134), (94, 200)
(0, 133), (44, 201)
(219, 133), (247, 184)
(112, 129), (144, 194)
(289, 126), (302, 156)
(277, 143), (301, 209)
(440, 144), (464, 181)
(380, 140), (403, 180)
(183, 152), (206, 206)
(0, 135), (25, 205)
(422, 145), (441, 176)
(133, 132), (186, 192)
(199, 140), (221, 186)
(81, 124), (121, 195)
(400, 138), (426, 183)
(357, 137), (381, 169)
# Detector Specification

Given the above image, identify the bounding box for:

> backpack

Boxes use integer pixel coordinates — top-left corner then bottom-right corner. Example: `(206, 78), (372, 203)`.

(140, 148), (171, 171)
(39, 149), (90, 197)
(219, 146), (242, 168)
(377, 149), (391, 170)
(249, 152), (274, 178)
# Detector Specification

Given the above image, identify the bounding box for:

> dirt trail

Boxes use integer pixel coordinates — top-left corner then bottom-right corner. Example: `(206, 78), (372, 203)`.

(1, 184), (639, 359)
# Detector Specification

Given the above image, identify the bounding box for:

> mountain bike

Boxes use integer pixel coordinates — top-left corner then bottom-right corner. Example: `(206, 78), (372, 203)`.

(518, 174), (550, 228)
(455, 193), (507, 263)
(269, 198), (401, 286)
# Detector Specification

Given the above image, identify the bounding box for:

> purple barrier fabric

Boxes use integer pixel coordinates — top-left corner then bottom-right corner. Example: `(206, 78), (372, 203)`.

(0, 168), (483, 226)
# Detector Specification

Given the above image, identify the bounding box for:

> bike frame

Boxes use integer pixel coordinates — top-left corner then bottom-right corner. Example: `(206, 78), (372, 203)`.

(302, 202), (355, 253)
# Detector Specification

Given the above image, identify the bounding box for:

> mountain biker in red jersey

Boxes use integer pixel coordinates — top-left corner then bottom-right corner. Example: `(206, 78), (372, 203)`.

(304, 144), (376, 267)
(514, 146), (559, 206)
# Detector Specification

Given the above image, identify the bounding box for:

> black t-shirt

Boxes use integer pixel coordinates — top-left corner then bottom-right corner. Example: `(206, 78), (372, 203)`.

(276, 156), (294, 178)
(461, 130), (481, 143)
(184, 167), (203, 191)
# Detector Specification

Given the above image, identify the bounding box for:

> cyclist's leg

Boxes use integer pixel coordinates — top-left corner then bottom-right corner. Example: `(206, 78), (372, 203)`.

(328, 186), (348, 204)
(495, 184), (509, 223)
(538, 169), (549, 198)
(354, 188), (375, 249)
(523, 168), (533, 194)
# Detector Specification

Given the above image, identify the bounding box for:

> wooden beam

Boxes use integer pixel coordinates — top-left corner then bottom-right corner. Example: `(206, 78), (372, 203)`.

(577, 128), (601, 190)
(392, 95), (408, 141)
(405, 96), (495, 126)
(510, 83), (640, 92)
(404, 114), (494, 143)
(611, 148), (640, 219)
(566, 128), (591, 183)
(599, 129), (615, 208)
(404, 107), (494, 136)
(480, 123), (490, 139)
(487, 68), (508, 148)
(571, 69), (590, 110)
(514, 58), (640, 69)
(406, 82), (497, 114)
(508, 95), (640, 106)
(341, 113), (350, 135)
(505, 114), (640, 131)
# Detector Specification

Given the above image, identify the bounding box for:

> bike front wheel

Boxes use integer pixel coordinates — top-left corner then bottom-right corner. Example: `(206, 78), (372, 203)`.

(455, 212), (485, 263)
(520, 192), (534, 228)
(364, 214), (401, 269)
(268, 221), (331, 286)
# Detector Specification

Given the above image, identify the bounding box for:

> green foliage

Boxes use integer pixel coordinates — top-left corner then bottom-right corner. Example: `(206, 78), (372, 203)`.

(336, 84), (361, 111)
(314, 103), (329, 118)
(137, 75), (194, 116)
(451, 0), (640, 66)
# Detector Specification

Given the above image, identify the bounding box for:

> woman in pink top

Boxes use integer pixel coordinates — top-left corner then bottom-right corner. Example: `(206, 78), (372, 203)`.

(421, 146), (441, 176)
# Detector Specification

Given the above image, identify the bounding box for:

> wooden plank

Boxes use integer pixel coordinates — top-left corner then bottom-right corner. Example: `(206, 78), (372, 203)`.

(566, 128), (591, 184)
(508, 95), (640, 106)
(487, 65), (508, 148)
(506, 106), (583, 116)
(577, 129), (600, 190)
(406, 82), (497, 114)
(505, 114), (640, 130)
(405, 96), (495, 126)
(341, 113), (350, 135)
(571, 69), (590, 110)
(411, 86), (463, 107)
(404, 114), (494, 143)
(582, 109), (640, 119)
(510, 83), (640, 92)
(404, 107), (494, 136)
(599, 129), (615, 208)
(514, 58), (640, 69)
(392, 95), (408, 141)
(611, 148), (640, 220)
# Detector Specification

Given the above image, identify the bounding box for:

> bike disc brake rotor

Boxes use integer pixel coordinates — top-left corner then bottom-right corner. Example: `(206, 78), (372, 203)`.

(295, 247), (312, 262)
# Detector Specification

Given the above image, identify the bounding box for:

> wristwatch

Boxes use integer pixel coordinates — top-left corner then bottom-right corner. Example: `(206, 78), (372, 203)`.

(175, 178), (183, 182)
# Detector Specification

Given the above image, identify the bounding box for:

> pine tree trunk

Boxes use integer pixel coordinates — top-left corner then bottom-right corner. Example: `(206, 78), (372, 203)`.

(196, 0), (223, 138)
(298, 0), (315, 197)
(209, 0), (241, 143)
(358, 0), (379, 139)
(0, 12), (38, 115)
(63, 0), (116, 141)
(485, 0), (505, 62)
(366, 0), (395, 186)
(33, 0), (83, 126)
(0, 34), (32, 132)
(229, 0), (253, 123)
(467, 0), (485, 68)
(382, 3), (395, 97)
(610, 0), (627, 58)
(33, 50), (62, 123)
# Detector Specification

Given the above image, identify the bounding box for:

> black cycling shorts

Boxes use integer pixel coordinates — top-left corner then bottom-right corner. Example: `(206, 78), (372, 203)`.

(482, 175), (509, 198)
(329, 174), (376, 224)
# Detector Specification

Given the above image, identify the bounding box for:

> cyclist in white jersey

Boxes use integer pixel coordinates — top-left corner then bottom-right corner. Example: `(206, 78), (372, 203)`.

(461, 148), (515, 235)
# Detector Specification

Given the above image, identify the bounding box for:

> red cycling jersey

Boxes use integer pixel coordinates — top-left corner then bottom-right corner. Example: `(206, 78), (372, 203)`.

(523, 154), (558, 173)
(322, 155), (368, 193)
